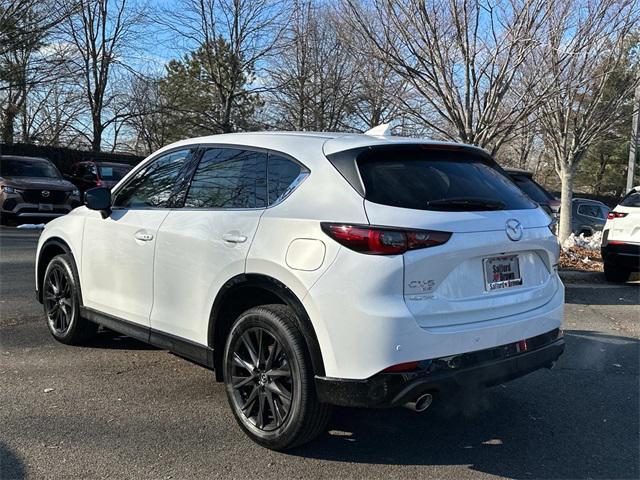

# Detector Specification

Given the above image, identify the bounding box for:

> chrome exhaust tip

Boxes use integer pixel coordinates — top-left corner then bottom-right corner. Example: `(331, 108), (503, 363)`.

(404, 393), (433, 412)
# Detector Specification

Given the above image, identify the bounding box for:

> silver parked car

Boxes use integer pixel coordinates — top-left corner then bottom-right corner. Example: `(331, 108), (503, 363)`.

(572, 198), (610, 236)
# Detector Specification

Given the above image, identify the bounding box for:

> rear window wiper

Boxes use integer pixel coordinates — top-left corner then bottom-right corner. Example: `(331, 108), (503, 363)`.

(424, 198), (506, 211)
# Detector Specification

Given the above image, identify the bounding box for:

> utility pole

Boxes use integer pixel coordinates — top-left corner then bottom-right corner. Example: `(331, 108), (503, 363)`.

(627, 82), (640, 192)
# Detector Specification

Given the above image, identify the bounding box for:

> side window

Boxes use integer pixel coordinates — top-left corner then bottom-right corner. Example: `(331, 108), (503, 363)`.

(184, 148), (267, 209)
(113, 149), (193, 208)
(578, 204), (600, 218)
(268, 154), (306, 205)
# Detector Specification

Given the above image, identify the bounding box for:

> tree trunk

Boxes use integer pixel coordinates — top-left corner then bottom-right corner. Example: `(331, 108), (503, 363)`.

(1, 105), (17, 145)
(92, 120), (103, 152)
(558, 166), (574, 244)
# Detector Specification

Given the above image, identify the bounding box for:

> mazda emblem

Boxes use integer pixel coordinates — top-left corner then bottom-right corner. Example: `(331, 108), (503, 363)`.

(505, 219), (523, 241)
(41, 190), (50, 198)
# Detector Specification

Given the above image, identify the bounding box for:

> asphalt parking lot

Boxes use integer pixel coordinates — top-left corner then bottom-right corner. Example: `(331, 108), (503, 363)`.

(1, 227), (638, 479)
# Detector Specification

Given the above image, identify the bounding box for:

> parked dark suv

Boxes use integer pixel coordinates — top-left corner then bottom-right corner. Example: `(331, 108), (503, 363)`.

(0, 155), (81, 225)
(66, 161), (132, 194)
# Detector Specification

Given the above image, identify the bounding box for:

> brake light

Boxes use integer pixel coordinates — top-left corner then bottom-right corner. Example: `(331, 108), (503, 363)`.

(607, 212), (627, 219)
(321, 223), (451, 255)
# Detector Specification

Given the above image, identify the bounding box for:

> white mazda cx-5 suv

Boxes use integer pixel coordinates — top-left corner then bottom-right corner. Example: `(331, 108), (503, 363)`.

(35, 132), (565, 449)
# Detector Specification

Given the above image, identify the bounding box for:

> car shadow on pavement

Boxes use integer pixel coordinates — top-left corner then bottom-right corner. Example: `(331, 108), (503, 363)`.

(565, 282), (640, 305)
(80, 328), (159, 351)
(0, 442), (26, 479)
(289, 330), (639, 479)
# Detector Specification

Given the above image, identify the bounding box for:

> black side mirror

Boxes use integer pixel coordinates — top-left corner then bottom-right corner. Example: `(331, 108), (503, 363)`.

(85, 187), (112, 218)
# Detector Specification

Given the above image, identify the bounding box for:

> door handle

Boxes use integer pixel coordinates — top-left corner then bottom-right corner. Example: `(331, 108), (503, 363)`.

(134, 231), (154, 242)
(222, 233), (247, 244)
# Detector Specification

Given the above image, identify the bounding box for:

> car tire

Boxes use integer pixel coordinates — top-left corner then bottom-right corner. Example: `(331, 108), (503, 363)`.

(223, 304), (332, 450)
(603, 263), (630, 283)
(43, 254), (98, 344)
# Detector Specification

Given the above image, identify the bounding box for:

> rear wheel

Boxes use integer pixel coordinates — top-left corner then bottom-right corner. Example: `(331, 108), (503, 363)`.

(43, 254), (98, 344)
(223, 304), (331, 450)
(603, 263), (630, 283)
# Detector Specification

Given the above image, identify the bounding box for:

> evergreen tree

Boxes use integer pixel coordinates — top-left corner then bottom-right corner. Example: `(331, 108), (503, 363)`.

(159, 37), (261, 142)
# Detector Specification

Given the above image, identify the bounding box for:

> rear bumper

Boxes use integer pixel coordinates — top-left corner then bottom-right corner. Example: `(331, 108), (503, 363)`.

(315, 329), (565, 408)
(602, 243), (640, 271)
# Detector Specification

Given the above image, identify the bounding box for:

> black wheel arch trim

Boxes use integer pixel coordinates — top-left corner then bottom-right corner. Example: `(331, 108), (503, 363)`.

(37, 237), (83, 305)
(208, 273), (326, 381)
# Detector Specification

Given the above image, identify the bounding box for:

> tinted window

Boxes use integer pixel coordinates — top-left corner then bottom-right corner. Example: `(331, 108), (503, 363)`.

(113, 149), (192, 208)
(578, 204), (606, 219)
(620, 192), (640, 207)
(356, 146), (536, 211)
(268, 155), (304, 205)
(0, 158), (61, 178)
(510, 174), (553, 204)
(99, 165), (131, 181)
(185, 148), (267, 209)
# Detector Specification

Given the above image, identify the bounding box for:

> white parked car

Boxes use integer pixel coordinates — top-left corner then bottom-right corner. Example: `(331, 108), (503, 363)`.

(35, 132), (565, 449)
(601, 186), (640, 282)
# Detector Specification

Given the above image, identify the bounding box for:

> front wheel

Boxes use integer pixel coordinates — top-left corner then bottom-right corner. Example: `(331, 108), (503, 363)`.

(43, 254), (98, 344)
(223, 304), (331, 450)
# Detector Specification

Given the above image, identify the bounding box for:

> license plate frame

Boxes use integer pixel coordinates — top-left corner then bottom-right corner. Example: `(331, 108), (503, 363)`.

(483, 254), (523, 291)
(39, 203), (53, 211)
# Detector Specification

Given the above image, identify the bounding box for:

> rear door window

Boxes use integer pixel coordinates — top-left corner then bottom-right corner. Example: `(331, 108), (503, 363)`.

(578, 204), (606, 219)
(185, 148), (267, 209)
(356, 146), (536, 211)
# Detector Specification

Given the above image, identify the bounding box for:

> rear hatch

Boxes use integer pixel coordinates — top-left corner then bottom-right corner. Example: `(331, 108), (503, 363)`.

(353, 144), (559, 328)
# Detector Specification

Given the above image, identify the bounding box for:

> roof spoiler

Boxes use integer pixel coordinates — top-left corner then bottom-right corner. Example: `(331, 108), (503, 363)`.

(364, 123), (392, 136)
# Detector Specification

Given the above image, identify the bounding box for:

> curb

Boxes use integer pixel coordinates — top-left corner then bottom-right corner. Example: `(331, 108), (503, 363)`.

(558, 270), (606, 284)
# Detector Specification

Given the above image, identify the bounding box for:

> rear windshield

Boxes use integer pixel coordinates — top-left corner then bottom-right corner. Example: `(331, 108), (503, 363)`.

(510, 174), (554, 204)
(0, 158), (61, 178)
(356, 146), (536, 211)
(99, 165), (131, 181)
(620, 191), (640, 207)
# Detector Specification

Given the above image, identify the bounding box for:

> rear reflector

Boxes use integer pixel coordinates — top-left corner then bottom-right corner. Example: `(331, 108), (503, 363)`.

(321, 223), (451, 255)
(607, 211), (628, 219)
(383, 361), (420, 373)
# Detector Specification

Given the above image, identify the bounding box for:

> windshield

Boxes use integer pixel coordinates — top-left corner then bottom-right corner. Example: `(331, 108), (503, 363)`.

(0, 158), (61, 178)
(356, 146), (536, 211)
(510, 174), (554, 204)
(99, 165), (131, 181)
(620, 192), (640, 207)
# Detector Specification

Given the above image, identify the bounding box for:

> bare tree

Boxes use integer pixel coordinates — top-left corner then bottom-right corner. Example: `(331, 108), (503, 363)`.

(121, 75), (172, 154)
(0, 0), (75, 58)
(344, 0), (554, 153)
(535, 0), (639, 243)
(266, 1), (359, 131)
(63, 0), (146, 151)
(0, 0), (78, 144)
(22, 82), (86, 146)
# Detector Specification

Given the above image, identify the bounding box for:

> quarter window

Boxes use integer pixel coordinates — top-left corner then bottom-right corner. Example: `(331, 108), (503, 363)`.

(113, 149), (193, 208)
(268, 154), (305, 205)
(185, 148), (267, 209)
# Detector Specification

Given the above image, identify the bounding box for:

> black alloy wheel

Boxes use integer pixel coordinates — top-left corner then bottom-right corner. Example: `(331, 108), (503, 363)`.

(228, 327), (293, 431)
(44, 262), (75, 336)
(223, 305), (331, 450)
(43, 254), (97, 344)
